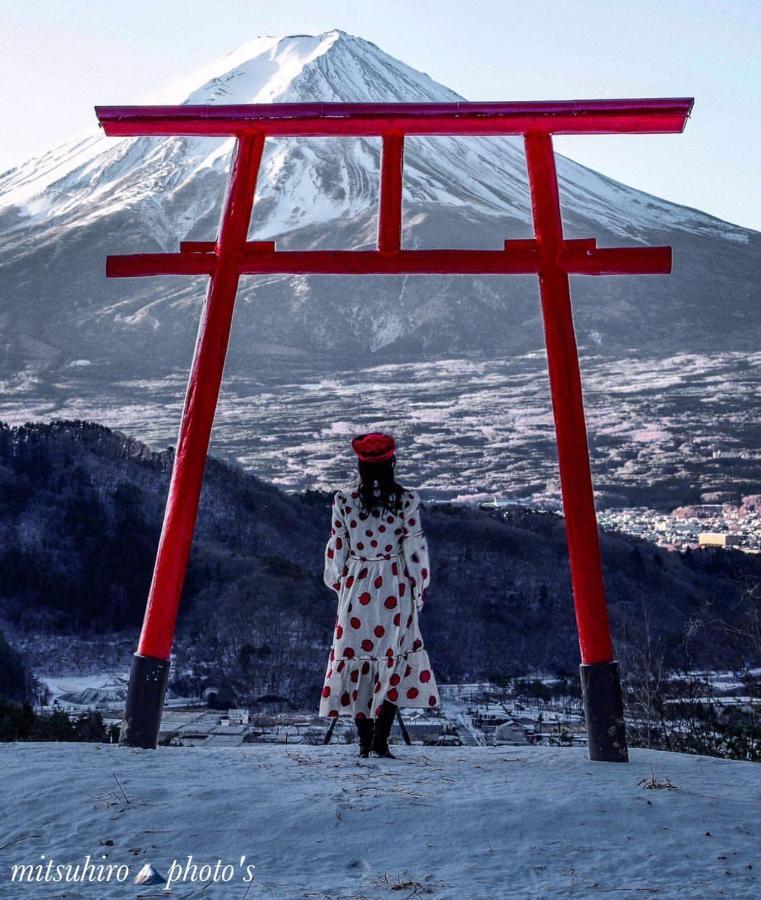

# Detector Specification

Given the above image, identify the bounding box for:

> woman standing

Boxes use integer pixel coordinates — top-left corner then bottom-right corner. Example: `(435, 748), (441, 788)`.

(319, 431), (440, 758)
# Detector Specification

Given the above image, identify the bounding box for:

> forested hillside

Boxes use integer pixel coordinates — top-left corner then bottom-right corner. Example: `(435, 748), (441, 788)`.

(1, 421), (759, 707)
(0, 629), (29, 702)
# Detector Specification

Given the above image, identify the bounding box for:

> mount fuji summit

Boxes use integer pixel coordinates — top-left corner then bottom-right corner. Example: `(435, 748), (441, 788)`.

(0, 30), (759, 391)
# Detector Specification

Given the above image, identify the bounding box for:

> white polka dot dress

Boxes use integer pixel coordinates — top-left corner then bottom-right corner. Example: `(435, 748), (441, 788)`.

(319, 485), (440, 719)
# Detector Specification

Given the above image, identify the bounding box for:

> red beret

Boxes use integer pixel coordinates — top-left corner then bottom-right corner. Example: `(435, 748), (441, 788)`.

(351, 432), (396, 463)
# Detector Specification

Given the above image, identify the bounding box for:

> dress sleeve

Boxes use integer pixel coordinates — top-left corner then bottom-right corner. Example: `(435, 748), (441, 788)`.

(324, 491), (349, 595)
(401, 490), (430, 612)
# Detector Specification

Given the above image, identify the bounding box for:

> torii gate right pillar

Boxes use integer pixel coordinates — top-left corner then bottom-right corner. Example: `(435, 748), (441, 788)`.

(525, 132), (627, 761)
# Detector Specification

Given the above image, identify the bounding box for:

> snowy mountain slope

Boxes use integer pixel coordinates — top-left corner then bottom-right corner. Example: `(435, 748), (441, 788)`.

(1, 742), (758, 898)
(0, 29), (759, 387)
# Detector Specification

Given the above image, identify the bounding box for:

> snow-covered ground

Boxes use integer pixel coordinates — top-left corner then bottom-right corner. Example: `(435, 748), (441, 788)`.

(0, 743), (757, 898)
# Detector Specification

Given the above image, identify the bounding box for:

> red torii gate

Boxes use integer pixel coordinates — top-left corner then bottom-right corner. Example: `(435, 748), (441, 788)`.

(96, 98), (693, 759)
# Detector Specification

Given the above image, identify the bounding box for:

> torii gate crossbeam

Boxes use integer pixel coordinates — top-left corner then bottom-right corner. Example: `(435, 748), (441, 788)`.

(96, 98), (693, 759)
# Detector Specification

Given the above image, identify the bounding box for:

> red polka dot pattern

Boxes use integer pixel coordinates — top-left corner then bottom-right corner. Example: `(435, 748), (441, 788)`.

(319, 486), (439, 718)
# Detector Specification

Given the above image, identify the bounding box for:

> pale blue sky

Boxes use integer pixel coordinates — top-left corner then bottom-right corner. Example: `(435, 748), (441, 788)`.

(1, 0), (760, 230)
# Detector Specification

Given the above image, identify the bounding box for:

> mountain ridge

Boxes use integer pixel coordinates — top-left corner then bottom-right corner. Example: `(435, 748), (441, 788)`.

(2, 419), (759, 703)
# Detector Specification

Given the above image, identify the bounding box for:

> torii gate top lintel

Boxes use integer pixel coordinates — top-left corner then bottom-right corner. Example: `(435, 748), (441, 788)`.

(96, 97), (693, 136)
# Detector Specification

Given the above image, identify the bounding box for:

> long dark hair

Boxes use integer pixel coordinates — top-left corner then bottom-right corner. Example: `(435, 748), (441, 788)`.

(356, 457), (405, 517)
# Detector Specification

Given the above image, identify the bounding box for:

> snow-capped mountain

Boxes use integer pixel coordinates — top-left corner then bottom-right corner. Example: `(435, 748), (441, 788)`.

(0, 29), (759, 386)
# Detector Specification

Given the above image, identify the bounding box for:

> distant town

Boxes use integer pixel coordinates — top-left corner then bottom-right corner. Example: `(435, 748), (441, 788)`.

(37, 677), (589, 750)
(597, 496), (761, 553)
(35, 671), (757, 758)
(479, 495), (761, 554)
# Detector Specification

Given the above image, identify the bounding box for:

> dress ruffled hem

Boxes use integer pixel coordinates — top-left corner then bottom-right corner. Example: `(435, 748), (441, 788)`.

(319, 646), (440, 718)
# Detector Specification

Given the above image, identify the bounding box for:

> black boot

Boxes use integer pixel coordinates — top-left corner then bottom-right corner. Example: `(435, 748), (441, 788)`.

(369, 700), (397, 758)
(355, 715), (374, 758)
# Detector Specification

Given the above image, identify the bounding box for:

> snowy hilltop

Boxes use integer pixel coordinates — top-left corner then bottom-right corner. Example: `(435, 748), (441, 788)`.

(1, 742), (758, 898)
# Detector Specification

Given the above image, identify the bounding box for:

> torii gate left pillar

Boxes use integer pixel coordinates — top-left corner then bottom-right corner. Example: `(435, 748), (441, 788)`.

(96, 98), (693, 758)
